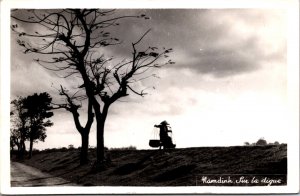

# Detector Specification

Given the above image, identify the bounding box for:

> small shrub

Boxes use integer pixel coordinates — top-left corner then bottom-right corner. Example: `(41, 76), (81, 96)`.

(274, 141), (280, 145)
(109, 145), (137, 151)
(246, 139), (283, 146)
(56, 147), (67, 152)
(68, 144), (74, 149)
(256, 138), (267, 146)
(43, 148), (58, 153)
(32, 148), (40, 153)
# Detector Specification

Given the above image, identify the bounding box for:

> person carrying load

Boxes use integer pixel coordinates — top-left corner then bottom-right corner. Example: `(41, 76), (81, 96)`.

(150, 120), (176, 149)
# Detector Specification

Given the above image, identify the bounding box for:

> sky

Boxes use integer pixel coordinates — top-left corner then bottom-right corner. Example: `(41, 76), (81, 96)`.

(10, 9), (290, 150)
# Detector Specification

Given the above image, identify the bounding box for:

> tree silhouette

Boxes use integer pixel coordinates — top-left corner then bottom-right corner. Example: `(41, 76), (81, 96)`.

(11, 97), (28, 159)
(52, 85), (94, 165)
(11, 9), (174, 164)
(10, 129), (21, 153)
(22, 92), (54, 158)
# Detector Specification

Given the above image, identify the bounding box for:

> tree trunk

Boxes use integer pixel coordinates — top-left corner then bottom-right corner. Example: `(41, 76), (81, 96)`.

(91, 99), (109, 164)
(19, 139), (26, 159)
(17, 144), (20, 156)
(96, 118), (105, 163)
(80, 131), (89, 165)
(29, 138), (33, 159)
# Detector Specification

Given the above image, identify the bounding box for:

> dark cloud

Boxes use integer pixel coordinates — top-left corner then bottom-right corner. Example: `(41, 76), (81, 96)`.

(11, 9), (286, 86)
(103, 9), (286, 77)
(10, 9), (287, 111)
(181, 37), (263, 77)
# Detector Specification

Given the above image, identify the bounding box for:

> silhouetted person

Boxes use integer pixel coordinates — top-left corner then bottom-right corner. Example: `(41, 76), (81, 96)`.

(154, 120), (175, 149)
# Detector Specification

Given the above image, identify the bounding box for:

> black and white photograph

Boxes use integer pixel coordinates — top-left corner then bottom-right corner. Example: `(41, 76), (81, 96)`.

(0, 0), (299, 194)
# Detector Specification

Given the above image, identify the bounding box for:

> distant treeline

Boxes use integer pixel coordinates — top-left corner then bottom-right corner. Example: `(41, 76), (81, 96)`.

(11, 145), (137, 154)
(244, 138), (285, 146)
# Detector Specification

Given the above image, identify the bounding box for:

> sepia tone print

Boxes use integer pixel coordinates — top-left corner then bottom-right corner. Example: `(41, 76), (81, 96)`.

(10, 9), (288, 187)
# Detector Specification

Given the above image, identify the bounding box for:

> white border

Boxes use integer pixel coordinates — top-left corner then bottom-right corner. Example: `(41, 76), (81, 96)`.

(1, 0), (299, 194)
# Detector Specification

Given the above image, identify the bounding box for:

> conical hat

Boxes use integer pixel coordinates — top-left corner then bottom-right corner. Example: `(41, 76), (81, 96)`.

(160, 120), (169, 125)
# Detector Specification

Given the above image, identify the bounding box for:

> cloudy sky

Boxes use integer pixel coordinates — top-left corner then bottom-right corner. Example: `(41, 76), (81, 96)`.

(10, 9), (290, 149)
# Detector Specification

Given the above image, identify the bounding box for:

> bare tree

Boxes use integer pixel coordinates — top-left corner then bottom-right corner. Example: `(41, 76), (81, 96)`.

(52, 85), (94, 165)
(11, 9), (174, 165)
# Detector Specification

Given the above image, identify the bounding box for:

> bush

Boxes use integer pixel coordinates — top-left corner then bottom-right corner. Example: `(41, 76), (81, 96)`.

(60, 147), (68, 152)
(109, 145), (137, 151)
(274, 141), (280, 145)
(256, 138), (267, 146)
(244, 138), (282, 146)
(32, 148), (40, 153)
(68, 144), (74, 149)
(43, 148), (58, 153)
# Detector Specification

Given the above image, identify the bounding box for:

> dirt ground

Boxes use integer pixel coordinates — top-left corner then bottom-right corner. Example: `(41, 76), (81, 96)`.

(12, 145), (287, 186)
(11, 162), (77, 186)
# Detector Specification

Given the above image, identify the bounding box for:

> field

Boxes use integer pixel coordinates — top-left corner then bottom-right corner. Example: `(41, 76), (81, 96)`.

(13, 145), (287, 186)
